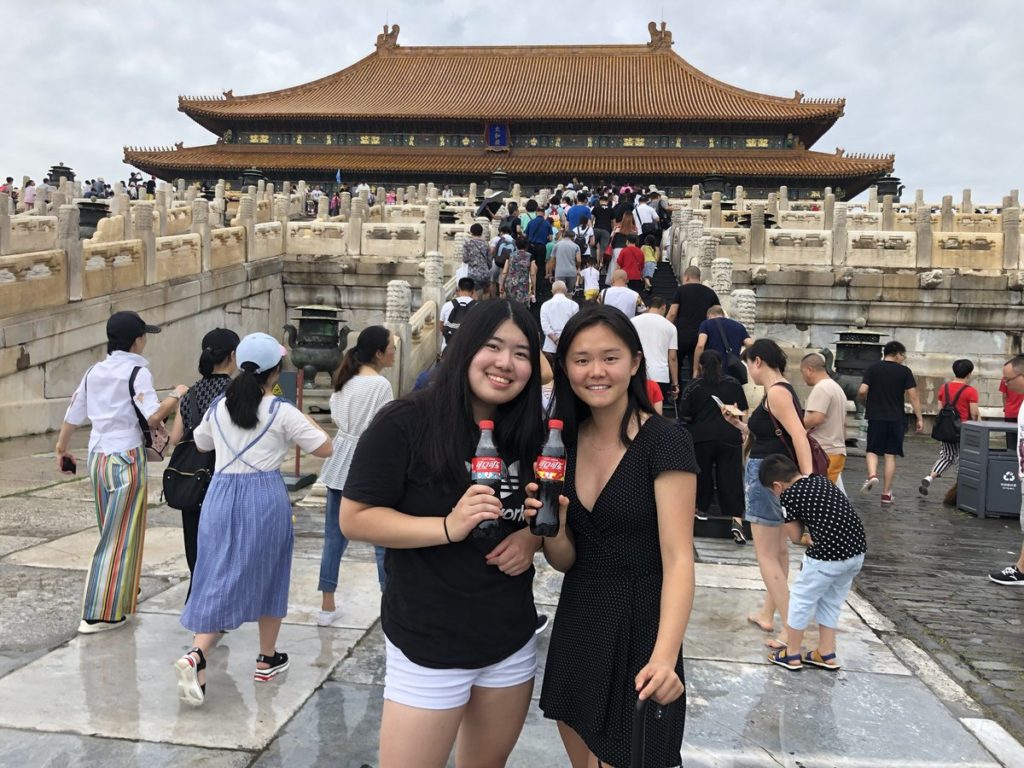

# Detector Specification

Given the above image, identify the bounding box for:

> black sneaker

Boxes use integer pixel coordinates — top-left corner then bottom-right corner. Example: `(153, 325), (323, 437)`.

(988, 566), (1024, 585)
(695, 511), (709, 521)
(535, 613), (550, 635)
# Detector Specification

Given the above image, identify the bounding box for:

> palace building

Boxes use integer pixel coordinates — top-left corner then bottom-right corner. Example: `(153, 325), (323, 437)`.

(124, 22), (894, 199)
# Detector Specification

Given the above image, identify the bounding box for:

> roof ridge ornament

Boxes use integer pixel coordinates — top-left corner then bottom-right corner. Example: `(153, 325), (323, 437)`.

(647, 21), (672, 50)
(375, 24), (400, 53)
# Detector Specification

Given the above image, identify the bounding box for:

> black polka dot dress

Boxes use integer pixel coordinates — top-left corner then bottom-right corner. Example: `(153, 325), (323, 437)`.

(540, 416), (697, 768)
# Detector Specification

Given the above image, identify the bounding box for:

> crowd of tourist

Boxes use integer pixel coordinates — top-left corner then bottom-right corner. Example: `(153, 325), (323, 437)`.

(1, 170), (159, 207)
(50, 179), (1024, 768)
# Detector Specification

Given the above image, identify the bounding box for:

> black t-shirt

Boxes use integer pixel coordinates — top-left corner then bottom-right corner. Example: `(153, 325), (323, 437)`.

(343, 400), (536, 669)
(862, 360), (916, 422)
(748, 382), (802, 459)
(590, 204), (614, 232)
(781, 475), (867, 561)
(677, 377), (748, 445)
(670, 284), (721, 353)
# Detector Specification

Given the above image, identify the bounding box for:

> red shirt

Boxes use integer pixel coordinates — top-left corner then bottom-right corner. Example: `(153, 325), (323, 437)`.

(617, 245), (645, 281)
(999, 379), (1023, 418)
(646, 379), (663, 405)
(938, 381), (978, 422)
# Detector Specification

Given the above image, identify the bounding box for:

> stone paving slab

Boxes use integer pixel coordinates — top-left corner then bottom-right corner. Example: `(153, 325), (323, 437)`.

(0, 494), (97, 539)
(0, 612), (362, 751)
(7, 525), (189, 577)
(0, 533), (45, 558)
(0, 727), (254, 768)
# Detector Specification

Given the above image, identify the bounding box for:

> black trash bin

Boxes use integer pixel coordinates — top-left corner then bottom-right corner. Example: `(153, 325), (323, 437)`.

(957, 420), (1020, 518)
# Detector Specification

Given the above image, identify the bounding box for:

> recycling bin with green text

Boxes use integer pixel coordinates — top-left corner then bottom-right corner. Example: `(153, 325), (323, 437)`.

(957, 420), (1020, 519)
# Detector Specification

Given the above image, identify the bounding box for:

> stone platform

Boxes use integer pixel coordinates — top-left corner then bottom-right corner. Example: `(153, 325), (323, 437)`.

(0, 433), (1022, 767)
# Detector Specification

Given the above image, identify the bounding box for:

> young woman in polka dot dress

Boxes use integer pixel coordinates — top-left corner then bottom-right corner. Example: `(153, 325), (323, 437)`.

(532, 305), (697, 768)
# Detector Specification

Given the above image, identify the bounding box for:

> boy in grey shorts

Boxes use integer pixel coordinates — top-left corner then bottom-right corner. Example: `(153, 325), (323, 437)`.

(759, 454), (868, 671)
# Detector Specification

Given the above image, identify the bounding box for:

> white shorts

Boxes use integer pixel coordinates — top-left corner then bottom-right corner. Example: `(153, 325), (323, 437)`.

(384, 634), (537, 710)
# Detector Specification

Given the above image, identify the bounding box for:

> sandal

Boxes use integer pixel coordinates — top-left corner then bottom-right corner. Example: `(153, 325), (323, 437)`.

(174, 647), (206, 706)
(804, 650), (841, 670)
(767, 647), (803, 670)
(254, 650), (290, 682)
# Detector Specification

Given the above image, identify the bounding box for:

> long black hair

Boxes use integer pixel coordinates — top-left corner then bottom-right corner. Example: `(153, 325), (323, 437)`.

(553, 305), (656, 449)
(409, 298), (544, 487)
(225, 361), (280, 429)
(332, 325), (391, 391)
(198, 330), (240, 376)
(698, 349), (723, 385)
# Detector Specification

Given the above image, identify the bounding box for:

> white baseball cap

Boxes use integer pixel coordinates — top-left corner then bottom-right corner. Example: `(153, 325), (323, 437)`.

(236, 332), (287, 374)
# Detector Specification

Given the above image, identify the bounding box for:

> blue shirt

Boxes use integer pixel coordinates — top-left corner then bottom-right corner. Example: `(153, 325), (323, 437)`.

(566, 204), (592, 230)
(698, 317), (750, 359)
(525, 215), (554, 245)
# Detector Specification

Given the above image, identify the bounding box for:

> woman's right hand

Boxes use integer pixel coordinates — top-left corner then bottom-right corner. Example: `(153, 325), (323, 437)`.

(722, 410), (747, 434)
(523, 482), (570, 535)
(445, 484), (503, 542)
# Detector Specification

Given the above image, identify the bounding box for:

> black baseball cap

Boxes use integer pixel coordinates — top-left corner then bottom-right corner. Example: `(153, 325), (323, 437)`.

(201, 327), (240, 353)
(107, 311), (160, 344)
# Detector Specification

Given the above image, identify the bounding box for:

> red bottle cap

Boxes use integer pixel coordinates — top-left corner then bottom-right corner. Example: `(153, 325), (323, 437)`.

(479, 420), (495, 430)
(548, 419), (563, 429)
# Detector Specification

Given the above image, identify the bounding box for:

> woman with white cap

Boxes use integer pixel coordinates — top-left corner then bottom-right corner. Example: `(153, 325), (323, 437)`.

(174, 332), (332, 706)
(56, 311), (188, 634)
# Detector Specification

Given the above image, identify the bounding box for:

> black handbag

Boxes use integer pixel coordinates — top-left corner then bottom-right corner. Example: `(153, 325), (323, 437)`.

(162, 392), (215, 511)
(713, 319), (748, 385)
(931, 383), (966, 444)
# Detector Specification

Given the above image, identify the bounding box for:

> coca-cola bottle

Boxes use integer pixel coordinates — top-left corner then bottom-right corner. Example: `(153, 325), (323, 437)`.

(531, 419), (565, 537)
(471, 420), (503, 540)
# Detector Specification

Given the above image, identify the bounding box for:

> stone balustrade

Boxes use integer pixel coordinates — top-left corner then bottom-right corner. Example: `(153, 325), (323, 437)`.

(82, 239), (144, 299)
(154, 234), (201, 282)
(0, 249), (67, 316)
(210, 226), (247, 269)
(6, 215), (58, 254)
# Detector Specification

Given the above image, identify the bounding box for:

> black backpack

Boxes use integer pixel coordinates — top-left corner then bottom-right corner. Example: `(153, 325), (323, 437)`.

(443, 298), (476, 343)
(712, 319), (748, 385)
(162, 392), (216, 511)
(573, 227), (590, 256)
(494, 238), (516, 269)
(931, 383), (966, 444)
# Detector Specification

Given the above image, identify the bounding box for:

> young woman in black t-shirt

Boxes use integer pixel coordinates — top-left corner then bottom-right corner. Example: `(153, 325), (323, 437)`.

(341, 299), (545, 768)
(532, 305), (697, 768)
(723, 339), (812, 653)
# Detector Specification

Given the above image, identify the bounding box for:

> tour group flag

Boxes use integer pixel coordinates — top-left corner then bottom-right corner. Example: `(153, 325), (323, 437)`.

(335, 169), (342, 184)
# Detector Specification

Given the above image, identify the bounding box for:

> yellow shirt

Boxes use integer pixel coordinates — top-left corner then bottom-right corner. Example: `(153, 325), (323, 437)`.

(641, 245), (657, 263)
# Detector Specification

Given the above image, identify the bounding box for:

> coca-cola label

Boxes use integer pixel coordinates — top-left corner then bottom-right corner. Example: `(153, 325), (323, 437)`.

(471, 456), (502, 480)
(536, 456), (566, 481)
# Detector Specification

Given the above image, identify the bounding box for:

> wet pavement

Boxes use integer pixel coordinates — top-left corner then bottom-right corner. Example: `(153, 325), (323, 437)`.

(0, 432), (1022, 767)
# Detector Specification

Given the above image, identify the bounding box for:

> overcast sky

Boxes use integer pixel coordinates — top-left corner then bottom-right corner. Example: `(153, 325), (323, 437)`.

(4, 1), (1021, 202)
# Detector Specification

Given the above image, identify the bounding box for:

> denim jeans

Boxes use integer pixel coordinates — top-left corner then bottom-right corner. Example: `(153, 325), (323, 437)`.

(319, 487), (387, 592)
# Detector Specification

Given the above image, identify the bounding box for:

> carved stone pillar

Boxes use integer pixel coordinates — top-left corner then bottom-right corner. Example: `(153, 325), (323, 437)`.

(710, 192), (722, 228)
(867, 186), (879, 213)
(339, 192), (351, 220)
(730, 289), (757, 330)
(0, 192), (9, 255)
(34, 194), (47, 215)
(385, 279), (413, 394)
(468, 183), (478, 202)
(191, 199), (212, 272)
(699, 236), (716, 275)
(281, 181), (291, 198)
(274, 194), (290, 255)
(914, 189), (925, 211)
(135, 202), (157, 285)
(512, 183), (521, 200)
(347, 197), (365, 256)
(915, 205), (933, 269)
(690, 184), (700, 211)
(733, 185), (745, 212)
(832, 203), (848, 267)
(238, 194), (256, 262)
(749, 204), (766, 264)
(685, 217), (704, 268)
(940, 195), (954, 232)
(417, 183), (427, 204)
(711, 257), (733, 296)
(823, 192), (835, 230)
(425, 198), (440, 254)
(176, 178), (186, 199)
(58, 205), (82, 301)
(881, 195), (895, 231)
(422, 250), (446, 346)
(961, 188), (973, 215)
(1003, 206), (1021, 271)
(317, 195), (328, 221)
(778, 186), (789, 211)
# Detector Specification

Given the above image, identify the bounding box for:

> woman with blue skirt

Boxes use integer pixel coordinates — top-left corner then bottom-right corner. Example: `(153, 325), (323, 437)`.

(174, 332), (332, 706)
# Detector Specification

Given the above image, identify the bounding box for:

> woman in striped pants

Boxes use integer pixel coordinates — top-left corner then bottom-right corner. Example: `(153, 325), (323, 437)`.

(56, 311), (187, 634)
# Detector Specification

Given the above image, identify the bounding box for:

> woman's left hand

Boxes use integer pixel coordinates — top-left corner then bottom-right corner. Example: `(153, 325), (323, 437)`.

(485, 527), (540, 576)
(635, 659), (685, 705)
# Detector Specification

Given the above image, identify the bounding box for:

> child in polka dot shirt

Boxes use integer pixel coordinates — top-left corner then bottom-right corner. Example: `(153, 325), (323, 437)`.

(759, 453), (867, 672)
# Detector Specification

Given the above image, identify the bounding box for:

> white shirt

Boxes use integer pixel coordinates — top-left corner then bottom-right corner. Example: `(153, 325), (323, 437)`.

(318, 375), (394, 489)
(581, 266), (600, 291)
(602, 286), (641, 318)
(540, 293), (580, 353)
(634, 202), (658, 229)
(573, 225), (594, 256)
(440, 295), (475, 351)
(64, 351), (161, 455)
(631, 313), (678, 383)
(194, 397), (326, 473)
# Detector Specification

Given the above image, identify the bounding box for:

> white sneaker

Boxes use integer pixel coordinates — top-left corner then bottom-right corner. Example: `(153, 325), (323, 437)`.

(316, 609), (340, 627)
(860, 476), (878, 496)
(78, 618), (128, 634)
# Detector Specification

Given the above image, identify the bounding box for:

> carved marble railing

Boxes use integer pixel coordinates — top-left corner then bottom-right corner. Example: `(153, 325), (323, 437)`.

(82, 239), (144, 299)
(8, 215), (58, 254)
(0, 249), (67, 316)
(362, 224), (425, 258)
(210, 226), (246, 269)
(253, 221), (283, 261)
(287, 221), (349, 257)
(154, 233), (201, 281)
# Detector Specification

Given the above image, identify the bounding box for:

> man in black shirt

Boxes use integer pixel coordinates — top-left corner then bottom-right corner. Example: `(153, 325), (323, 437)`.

(666, 266), (720, 386)
(760, 454), (867, 671)
(590, 195), (614, 264)
(857, 341), (923, 505)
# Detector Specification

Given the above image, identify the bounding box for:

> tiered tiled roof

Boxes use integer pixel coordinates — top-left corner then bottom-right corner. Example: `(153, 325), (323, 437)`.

(124, 144), (893, 182)
(178, 25), (845, 139)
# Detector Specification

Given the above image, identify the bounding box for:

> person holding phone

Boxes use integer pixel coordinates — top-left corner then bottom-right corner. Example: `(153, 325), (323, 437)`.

(56, 311), (188, 634)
